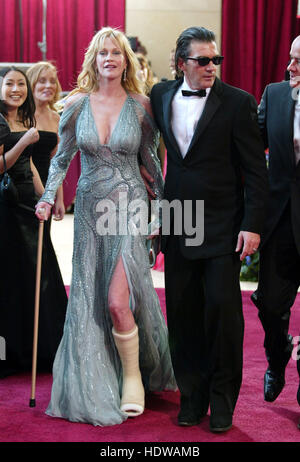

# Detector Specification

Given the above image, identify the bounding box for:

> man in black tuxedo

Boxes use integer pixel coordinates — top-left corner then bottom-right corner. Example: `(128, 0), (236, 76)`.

(148, 27), (268, 432)
(251, 36), (300, 420)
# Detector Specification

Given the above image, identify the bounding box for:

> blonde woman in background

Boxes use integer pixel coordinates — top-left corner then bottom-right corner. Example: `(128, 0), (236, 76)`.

(27, 61), (65, 220)
(135, 53), (158, 96)
(36, 27), (176, 427)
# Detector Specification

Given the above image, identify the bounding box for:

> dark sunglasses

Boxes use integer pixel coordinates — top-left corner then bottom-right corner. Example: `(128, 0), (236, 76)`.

(186, 56), (224, 66)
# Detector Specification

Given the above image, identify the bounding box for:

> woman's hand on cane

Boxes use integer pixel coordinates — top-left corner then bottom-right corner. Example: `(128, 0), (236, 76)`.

(35, 201), (52, 221)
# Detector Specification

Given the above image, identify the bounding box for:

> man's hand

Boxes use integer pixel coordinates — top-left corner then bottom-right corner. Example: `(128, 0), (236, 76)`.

(139, 165), (156, 199)
(53, 198), (65, 221)
(235, 231), (260, 261)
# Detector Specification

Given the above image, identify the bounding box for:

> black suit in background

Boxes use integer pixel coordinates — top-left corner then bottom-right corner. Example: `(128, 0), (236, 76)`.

(252, 81), (300, 401)
(150, 77), (268, 424)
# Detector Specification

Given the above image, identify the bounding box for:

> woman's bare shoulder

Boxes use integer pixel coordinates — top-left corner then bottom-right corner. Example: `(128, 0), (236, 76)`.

(51, 109), (60, 124)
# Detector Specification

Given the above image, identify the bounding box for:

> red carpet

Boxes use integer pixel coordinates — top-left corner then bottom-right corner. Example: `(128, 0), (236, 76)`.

(0, 289), (299, 443)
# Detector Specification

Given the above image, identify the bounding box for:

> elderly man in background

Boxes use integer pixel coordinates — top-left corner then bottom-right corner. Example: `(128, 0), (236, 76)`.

(251, 36), (300, 429)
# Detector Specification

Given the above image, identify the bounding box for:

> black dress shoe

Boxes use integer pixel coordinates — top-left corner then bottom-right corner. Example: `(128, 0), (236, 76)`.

(177, 395), (208, 426)
(210, 415), (232, 433)
(177, 408), (205, 426)
(178, 415), (202, 427)
(264, 368), (285, 402)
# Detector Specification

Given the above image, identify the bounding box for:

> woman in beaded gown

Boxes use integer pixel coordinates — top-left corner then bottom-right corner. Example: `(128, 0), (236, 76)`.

(36, 28), (176, 427)
(0, 67), (67, 378)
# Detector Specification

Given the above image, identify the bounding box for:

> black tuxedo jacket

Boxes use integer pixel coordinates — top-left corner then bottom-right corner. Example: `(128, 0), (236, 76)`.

(150, 77), (268, 259)
(258, 80), (300, 253)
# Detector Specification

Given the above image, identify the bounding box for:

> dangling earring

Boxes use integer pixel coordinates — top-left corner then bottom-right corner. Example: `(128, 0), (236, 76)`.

(123, 67), (127, 82)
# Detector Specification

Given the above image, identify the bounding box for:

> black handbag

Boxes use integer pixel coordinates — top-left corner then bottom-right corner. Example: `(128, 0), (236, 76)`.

(0, 152), (19, 206)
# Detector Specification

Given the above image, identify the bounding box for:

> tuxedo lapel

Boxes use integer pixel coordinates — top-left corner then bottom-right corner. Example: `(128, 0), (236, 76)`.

(185, 78), (222, 158)
(162, 79), (183, 159)
(279, 83), (296, 170)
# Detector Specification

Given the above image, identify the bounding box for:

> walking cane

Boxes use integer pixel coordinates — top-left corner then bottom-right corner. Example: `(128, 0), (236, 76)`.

(29, 208), (45, 407)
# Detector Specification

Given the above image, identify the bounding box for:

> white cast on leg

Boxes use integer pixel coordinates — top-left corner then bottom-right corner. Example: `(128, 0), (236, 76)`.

(112, 324), (145, 417)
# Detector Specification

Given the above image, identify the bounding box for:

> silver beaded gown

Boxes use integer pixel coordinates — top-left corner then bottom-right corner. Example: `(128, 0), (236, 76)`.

(40, 93), (176, 426)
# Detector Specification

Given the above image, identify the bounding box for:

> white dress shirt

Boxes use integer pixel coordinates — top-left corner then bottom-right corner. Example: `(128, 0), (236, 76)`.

(171, 77), (211, 158)
(294, 91), (300, 165)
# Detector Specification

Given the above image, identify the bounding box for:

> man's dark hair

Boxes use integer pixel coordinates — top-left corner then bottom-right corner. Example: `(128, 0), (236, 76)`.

(175, 27), (216, 77)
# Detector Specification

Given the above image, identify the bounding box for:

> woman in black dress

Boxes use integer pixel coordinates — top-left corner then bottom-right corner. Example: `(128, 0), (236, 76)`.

(0, 67), (67, 378)
(27, 61), (65, 220)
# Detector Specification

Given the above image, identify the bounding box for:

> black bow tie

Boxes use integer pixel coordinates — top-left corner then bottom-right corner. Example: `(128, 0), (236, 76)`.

(182, 89), (206, 97)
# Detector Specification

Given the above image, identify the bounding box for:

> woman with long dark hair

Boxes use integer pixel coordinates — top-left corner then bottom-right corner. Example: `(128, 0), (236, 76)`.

(0, 67), (67, 378)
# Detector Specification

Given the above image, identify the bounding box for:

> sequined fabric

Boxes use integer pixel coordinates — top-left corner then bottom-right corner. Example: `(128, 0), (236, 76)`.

(40, 93), (176, 426)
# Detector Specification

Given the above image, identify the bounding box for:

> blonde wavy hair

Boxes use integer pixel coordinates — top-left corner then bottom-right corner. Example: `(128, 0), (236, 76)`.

(73, 27), (144, 96)
(26, 61), (62, 111)
(136, 53), (158, 96)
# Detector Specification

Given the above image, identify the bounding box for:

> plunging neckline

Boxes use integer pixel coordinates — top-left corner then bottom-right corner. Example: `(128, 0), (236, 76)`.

(88, 93), (129, 147)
